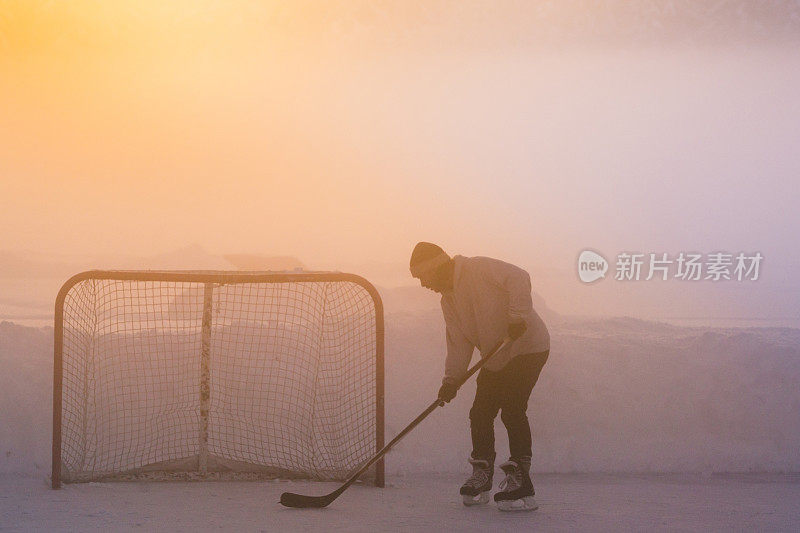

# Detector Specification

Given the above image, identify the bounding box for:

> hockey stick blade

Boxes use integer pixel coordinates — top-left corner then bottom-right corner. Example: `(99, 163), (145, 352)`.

(280, 491), (336, 508)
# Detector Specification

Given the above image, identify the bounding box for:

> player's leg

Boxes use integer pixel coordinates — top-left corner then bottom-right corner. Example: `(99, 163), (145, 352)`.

(461, 368), (501, 505)
(494, 350), (549, 511)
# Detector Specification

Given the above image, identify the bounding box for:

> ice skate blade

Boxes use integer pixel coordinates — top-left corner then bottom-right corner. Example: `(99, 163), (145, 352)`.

(497, 496), (538, 512)
(462, 491), (490, 506)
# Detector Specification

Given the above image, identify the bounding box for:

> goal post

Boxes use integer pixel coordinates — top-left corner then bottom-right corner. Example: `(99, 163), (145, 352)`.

(52, 270), (384, 489)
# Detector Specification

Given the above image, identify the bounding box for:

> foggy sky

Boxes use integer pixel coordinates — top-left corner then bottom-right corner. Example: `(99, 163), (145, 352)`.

(1, 1), (799, 318)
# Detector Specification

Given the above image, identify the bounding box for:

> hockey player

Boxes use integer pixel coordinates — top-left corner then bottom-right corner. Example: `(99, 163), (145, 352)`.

(409, 242), (550, 511)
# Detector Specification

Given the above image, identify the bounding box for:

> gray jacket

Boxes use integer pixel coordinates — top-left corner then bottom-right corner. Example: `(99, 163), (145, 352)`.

(440, 255), (550, 383)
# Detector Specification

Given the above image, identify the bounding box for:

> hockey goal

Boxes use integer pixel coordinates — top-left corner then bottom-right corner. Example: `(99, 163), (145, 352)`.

(52, 271), (384, 488)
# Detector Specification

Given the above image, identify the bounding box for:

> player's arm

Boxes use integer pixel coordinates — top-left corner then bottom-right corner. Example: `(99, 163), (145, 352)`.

(438, 301), (474, 402)
(482, 258), (533, 339)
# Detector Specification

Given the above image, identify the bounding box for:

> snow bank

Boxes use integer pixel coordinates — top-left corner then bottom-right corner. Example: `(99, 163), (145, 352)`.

(1, 315), (799, 479)
(0, 322), (53, 475)
(384, 313), (800, 474)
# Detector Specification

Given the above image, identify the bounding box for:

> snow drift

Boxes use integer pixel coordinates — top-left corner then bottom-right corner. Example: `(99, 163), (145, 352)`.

(1, 314), (799, 479)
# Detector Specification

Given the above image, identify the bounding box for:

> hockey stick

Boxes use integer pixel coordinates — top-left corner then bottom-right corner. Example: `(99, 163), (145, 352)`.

(280, 336), (513, 508)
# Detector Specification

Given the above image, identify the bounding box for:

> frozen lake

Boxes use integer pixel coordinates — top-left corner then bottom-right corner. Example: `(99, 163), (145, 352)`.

(2, 473), (799, 532)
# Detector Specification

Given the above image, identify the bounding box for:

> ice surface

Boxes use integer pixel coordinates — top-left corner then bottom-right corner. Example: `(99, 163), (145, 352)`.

(1, 473), (799, 532)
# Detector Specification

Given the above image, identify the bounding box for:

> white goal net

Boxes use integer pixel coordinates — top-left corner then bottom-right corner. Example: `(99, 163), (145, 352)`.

(52, 271), (384, 488)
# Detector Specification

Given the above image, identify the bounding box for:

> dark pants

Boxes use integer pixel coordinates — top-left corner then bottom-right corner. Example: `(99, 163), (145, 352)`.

(469, 350), (549, 462)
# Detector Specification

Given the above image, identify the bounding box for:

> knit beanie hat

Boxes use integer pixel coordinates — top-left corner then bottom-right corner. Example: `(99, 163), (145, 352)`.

(409, 242), (450, 278)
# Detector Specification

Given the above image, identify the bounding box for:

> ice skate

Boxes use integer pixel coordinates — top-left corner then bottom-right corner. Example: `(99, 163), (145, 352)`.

(494, 458), (538, 511)
(459, 457), (493, 506)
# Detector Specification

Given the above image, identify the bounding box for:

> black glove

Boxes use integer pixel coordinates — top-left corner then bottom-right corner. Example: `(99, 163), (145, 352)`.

(438, 381), (458, 403)
(508, 320), (527, 340)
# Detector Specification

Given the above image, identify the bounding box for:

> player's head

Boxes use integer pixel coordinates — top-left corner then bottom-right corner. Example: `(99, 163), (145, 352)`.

(410, 242), (454, 294)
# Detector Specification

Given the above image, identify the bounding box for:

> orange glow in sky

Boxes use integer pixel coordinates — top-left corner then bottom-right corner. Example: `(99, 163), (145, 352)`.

(2, 2), (799, 318)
